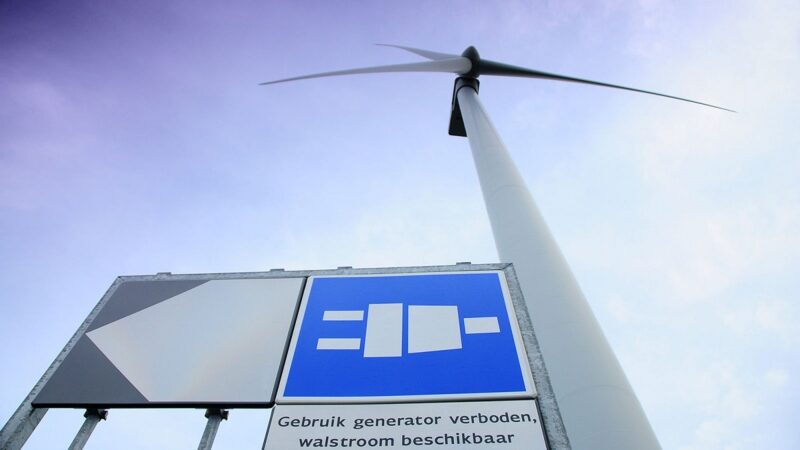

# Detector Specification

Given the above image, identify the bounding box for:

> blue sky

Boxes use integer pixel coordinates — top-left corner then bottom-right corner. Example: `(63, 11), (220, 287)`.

(2, 0), (798, 448)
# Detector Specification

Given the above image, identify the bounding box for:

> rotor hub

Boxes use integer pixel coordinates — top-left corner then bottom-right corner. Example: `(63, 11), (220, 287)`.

(461, 46), (481, 78)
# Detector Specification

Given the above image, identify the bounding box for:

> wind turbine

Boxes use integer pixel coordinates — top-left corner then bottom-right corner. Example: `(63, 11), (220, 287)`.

(261, 45), (732, 450)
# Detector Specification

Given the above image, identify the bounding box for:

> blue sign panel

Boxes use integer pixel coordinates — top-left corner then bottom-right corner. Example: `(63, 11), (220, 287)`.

(277, 271), (534, 403)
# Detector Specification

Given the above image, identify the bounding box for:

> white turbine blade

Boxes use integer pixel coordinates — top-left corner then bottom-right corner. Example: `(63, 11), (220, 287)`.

(259, 57), (471, 85)
(375, 43), (459, 61)
(478, 59), (735, 112)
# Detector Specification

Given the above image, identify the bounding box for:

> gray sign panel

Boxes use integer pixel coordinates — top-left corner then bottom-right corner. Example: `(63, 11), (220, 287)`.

(33, 277), (304, 407)
(263, 400), (549, 449)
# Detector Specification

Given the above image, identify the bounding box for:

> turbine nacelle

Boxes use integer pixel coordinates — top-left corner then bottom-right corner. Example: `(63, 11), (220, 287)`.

(449, 77), (480, 137)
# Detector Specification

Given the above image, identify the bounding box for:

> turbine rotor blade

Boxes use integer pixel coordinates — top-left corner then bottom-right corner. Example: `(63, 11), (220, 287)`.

(375, 43), (459, 61)
(479, 59), (736, 112)
(260, 57), (471, 86)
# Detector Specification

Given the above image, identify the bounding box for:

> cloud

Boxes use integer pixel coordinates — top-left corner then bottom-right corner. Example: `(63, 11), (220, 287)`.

(274, 186), (497, 270)
(527, 1), (800, 448)
(765, 369), (789, 389)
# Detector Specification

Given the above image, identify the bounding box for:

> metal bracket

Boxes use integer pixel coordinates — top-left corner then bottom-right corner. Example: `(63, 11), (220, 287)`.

(448, 77), (480, 137)
(204, 408), (229, 420)
(67, 409), (108, 450)
(84, 408), (109, 420)
(197, 408), (229, 450)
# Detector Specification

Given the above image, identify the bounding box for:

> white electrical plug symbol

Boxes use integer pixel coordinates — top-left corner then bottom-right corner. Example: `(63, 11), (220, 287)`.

(315, 303), (500, 357)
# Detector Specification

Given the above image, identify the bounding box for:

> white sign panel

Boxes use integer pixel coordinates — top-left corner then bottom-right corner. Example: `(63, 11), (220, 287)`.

(263, 400), (548, 449)
(34, 277), (304, 406)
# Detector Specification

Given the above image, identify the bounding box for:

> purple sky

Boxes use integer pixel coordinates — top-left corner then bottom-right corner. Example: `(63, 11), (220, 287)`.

(2, 1), (798, 449)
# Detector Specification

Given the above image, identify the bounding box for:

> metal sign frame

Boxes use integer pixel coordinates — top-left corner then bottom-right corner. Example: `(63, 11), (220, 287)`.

(1, 263), (569, 450)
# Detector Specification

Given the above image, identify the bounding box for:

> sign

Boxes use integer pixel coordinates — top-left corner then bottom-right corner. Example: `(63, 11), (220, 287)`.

(9, 264), (566, 450)
(33, 277), (303, 407)
(263, 400), (548, 449)
(277, 271), (534, 403)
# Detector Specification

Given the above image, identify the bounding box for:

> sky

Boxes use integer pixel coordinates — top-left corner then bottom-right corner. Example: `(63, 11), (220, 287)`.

(1, 0), (798, 448)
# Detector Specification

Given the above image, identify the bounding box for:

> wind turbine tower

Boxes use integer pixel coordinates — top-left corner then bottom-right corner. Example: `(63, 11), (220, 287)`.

(262, 45), (732, 450)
